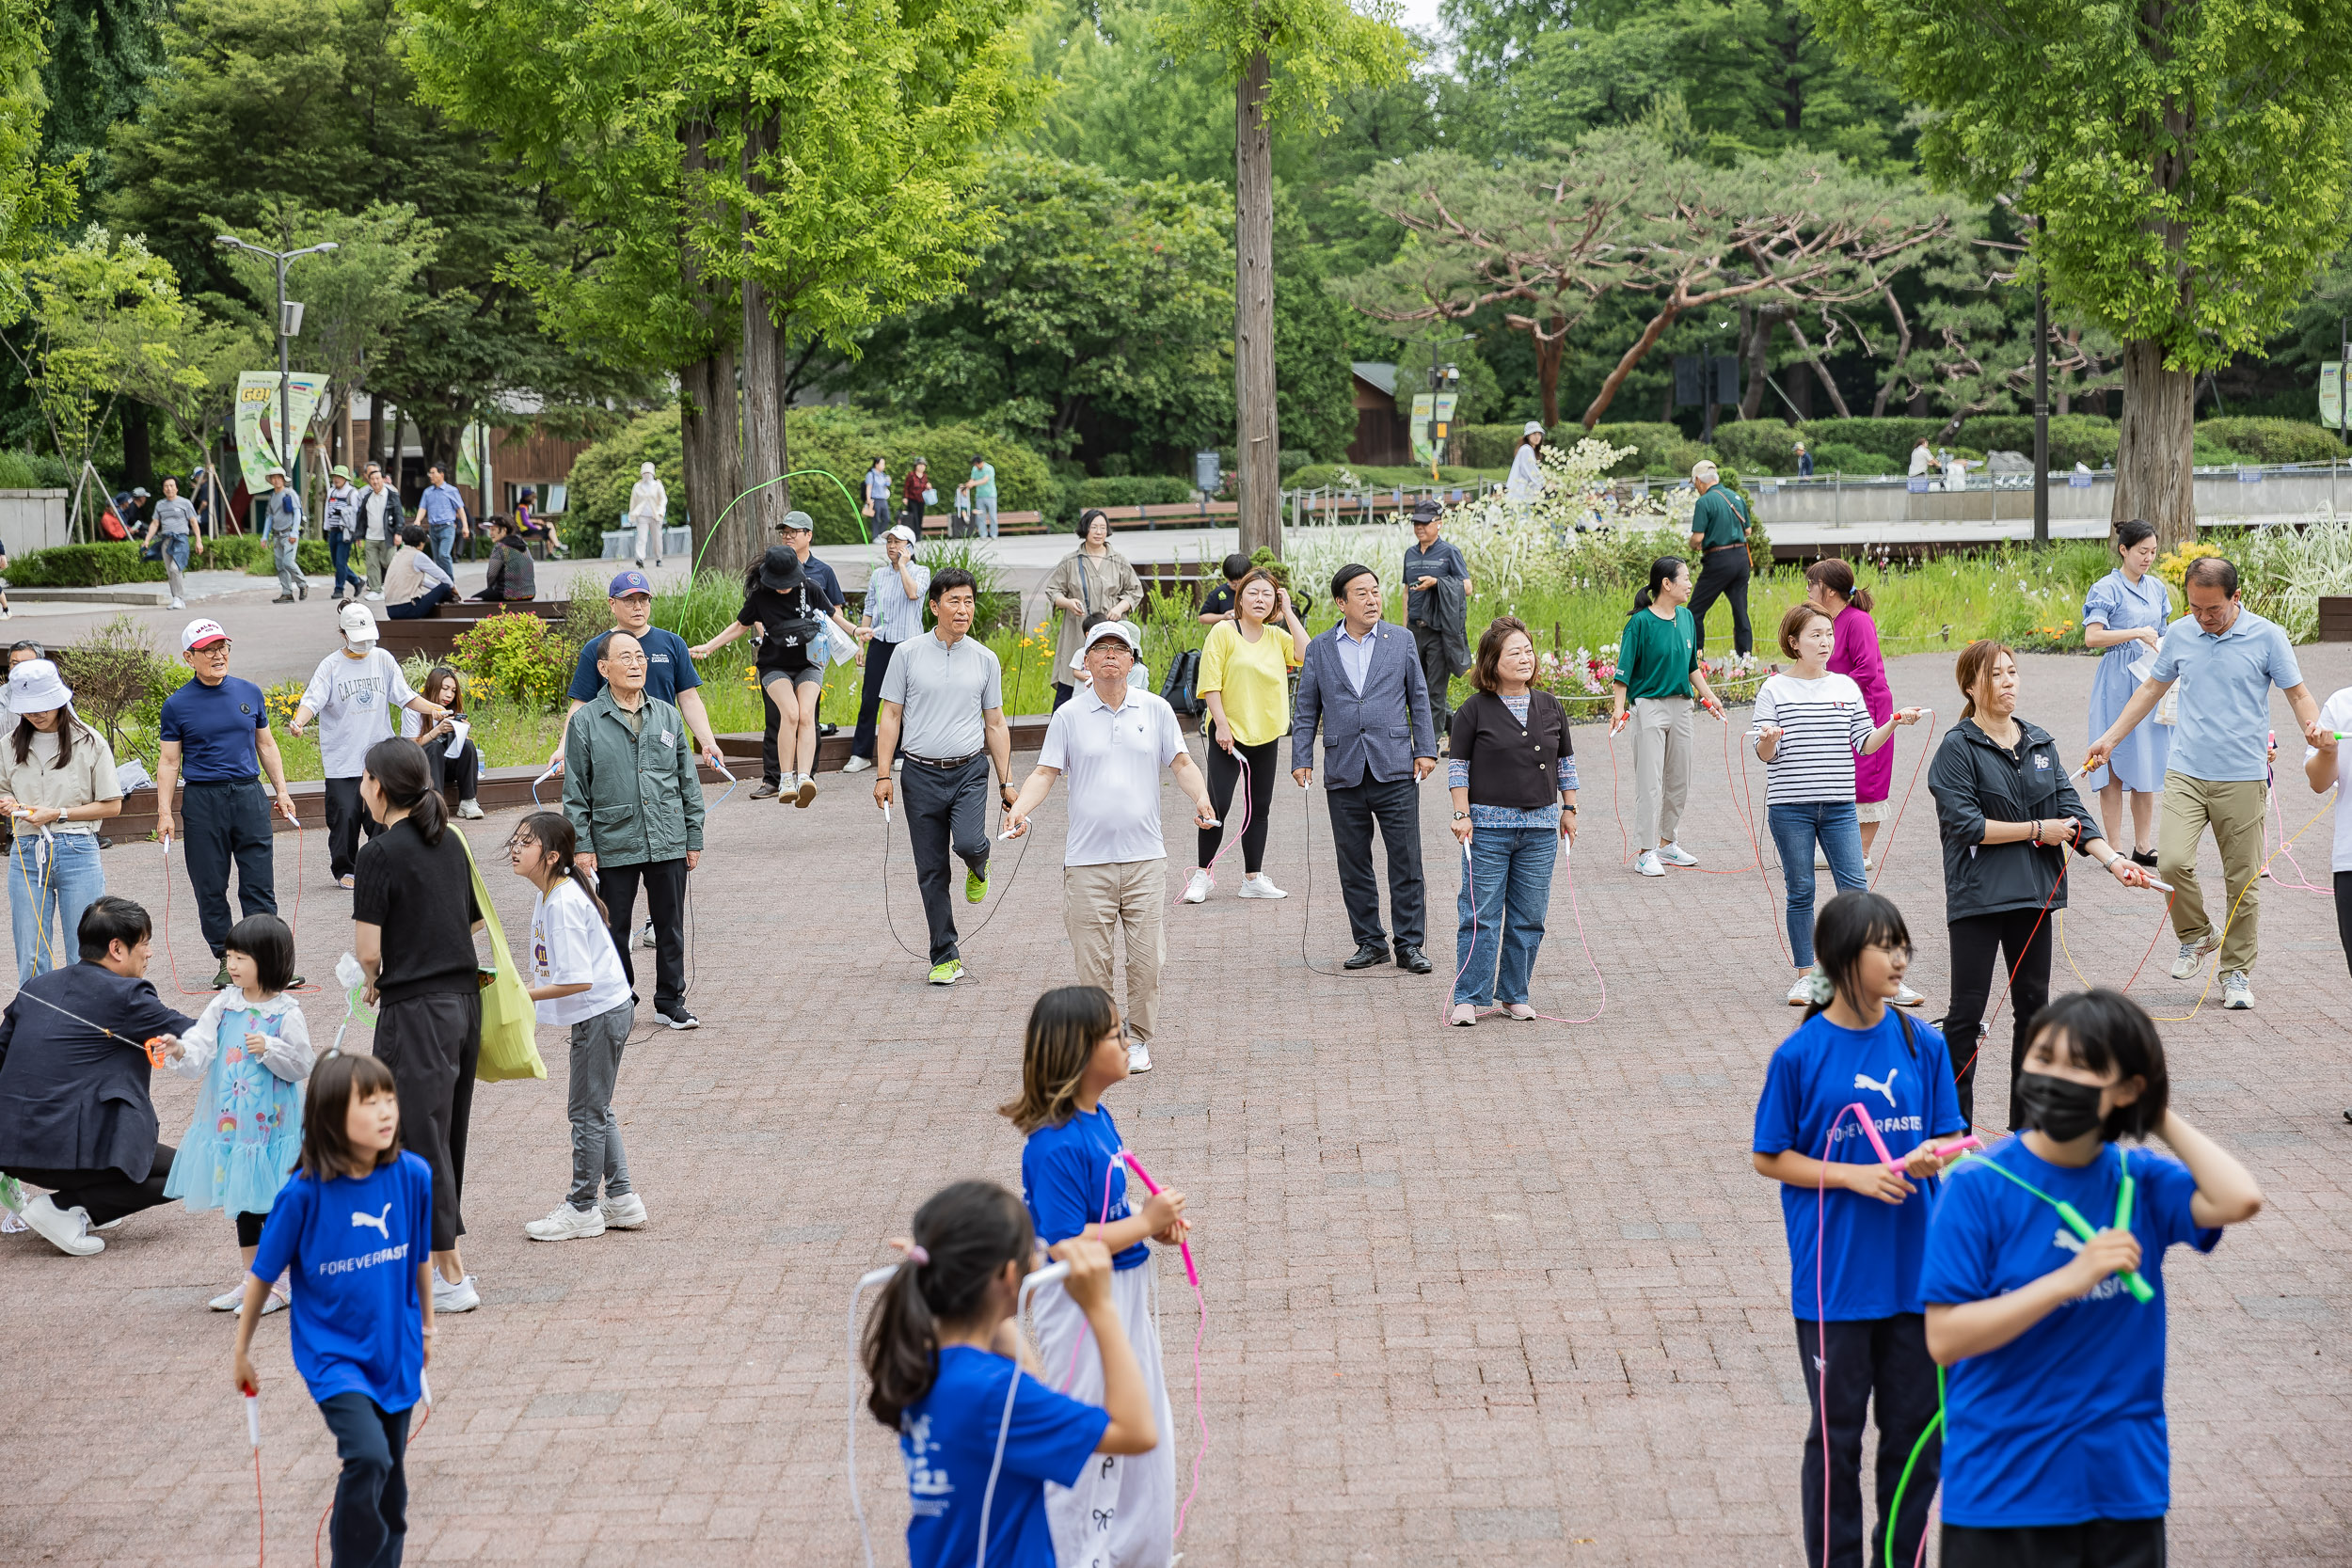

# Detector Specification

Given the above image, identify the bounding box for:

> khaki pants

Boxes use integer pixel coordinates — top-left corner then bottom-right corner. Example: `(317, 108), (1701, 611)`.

(2157, 771), (2266, 974)
(366, 537), (394, 592)
(1631, 695), (1693, 849)
(1063, 859), (1166, 1043)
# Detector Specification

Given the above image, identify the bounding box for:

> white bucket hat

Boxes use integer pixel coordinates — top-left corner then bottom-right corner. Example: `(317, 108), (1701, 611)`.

(1522, 420), (1545, 437)
(5, 658), (73, 716)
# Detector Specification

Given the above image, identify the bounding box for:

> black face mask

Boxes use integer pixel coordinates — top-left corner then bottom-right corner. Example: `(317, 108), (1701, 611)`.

(2016, 1071), (2108, 1142)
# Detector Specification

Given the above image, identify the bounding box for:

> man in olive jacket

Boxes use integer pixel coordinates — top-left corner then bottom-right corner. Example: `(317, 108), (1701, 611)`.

(563, 630), (706, 1030)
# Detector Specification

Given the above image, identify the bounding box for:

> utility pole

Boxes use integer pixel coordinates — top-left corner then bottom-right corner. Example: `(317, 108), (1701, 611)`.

(213, 234), (339, 510)
(2033, 222), (2049, 547)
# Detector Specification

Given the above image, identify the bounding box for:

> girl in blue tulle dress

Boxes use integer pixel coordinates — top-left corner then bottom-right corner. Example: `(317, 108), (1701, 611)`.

(161, 913), (312, 1313)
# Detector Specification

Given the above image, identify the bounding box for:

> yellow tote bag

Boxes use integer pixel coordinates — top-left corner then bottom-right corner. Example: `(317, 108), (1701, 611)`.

(459, 832), (547, 1083)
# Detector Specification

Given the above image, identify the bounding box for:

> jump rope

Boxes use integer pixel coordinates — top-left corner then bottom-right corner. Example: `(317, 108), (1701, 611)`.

(225, 1367), (436, 1568)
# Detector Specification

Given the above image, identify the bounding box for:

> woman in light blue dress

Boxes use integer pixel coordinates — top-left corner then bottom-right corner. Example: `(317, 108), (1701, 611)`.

(2081, 518), (2170, 863)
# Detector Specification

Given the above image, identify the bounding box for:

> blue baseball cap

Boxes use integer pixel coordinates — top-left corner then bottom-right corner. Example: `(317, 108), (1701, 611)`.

(607, 570), (653, 599)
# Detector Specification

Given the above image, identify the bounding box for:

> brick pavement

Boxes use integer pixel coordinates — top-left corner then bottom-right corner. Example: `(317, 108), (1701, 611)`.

(5, 645), (2352, 1566)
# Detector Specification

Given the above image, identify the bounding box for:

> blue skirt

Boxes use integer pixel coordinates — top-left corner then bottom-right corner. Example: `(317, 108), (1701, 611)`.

(2085, 642), (2169, 793)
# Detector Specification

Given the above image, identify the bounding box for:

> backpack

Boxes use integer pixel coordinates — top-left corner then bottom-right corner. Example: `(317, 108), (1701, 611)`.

(98, 509), (128, 541)
(1160, 646), (1203, 717)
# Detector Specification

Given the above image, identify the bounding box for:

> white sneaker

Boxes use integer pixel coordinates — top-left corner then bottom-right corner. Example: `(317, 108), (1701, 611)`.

(1126, 1041), (1152, 1073)
(433, 1273), (481, 1312)
(365, 591), (385, 602)
(1891, 983), (1926, 1008)
(1450, 1003), (1478, 1026)
(455, 800), (485, 819)
(1502, 1003), (1536, 1021)
(1863, 856), (1875, 873)
(1182, 869), (1212, 904)
(841, 754), (874, 773)
(639, 919), (656, 950)
(1238, 874), (1288, 899)
(1656, 843), (1699, 868)
(1787, 976), (1813, 1006)
(1635, 850), (1665, 878)
(599, 1192), (648, 1229)
(20, 1194), (103, 1256)
(524, 1202), (607, 1242)
(2220, 970), (2254, 1010)
(2171, 939), (2216, 981)
(169, 596), (185, 610)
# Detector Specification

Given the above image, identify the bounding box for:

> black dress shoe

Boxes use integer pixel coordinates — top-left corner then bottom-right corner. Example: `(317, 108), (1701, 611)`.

(1395, 944), (1435, 974)
(1343, 941), (1391, 970)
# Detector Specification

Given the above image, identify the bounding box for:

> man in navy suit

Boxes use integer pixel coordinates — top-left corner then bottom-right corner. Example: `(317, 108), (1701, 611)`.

(1292, 562), (1439, 972)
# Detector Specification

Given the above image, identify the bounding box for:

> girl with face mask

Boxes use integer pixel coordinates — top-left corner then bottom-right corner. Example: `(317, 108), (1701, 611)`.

(1918, 990), (2263, 1568)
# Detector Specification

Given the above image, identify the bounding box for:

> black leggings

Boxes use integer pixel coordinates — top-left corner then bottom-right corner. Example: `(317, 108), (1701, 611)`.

(236, 1209), (268, 1249)
(1945, 909), (2054, 1131)
(1200, 738), (1278, 874)
(2335, 871), (2352, 981)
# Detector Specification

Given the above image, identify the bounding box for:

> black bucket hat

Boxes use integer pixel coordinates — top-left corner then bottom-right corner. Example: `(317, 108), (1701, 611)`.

(756, 545), (805, 594)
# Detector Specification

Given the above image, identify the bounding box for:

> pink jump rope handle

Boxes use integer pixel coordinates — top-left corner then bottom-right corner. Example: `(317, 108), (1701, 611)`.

(1931, 1133), (1982, 1158)
(1847, 1101), (1899, 1168)
(1120, 1151), (1198, 1288)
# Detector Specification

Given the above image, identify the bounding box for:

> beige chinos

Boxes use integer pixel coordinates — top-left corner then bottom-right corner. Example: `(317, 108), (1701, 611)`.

(1062, 859), (1166, 1044)
(2157, 772), (2267, 974)
(1632, 695), (1694, 849)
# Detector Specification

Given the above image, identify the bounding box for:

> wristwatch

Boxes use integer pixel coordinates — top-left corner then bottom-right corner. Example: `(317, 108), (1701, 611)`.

(1452, 810), (1470, 820)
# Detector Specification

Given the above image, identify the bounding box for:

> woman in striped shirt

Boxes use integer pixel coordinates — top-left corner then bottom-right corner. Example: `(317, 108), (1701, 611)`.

(1754, 602), (1924, 1006)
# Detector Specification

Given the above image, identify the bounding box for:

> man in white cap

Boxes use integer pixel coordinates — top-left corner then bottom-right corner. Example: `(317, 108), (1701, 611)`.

(1685, 459), (1754, 656)
(628, 461), (668, 568)
(154, 620), (302, 988)
(1004, 619), (1217, 1073)
(262, 465), (308, 603)
(847, 522), (929, 774)
(290, 604), (447, 888)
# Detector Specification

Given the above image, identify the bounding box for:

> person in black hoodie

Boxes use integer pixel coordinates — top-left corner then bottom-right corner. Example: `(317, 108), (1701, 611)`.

(1927, 640), (2153, 1128)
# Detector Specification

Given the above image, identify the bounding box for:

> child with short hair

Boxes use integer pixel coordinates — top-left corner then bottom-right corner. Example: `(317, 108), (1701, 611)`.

(163, 912), (312, 1314)
(1752, 890), (1967, 1568)
(1921, 989), (2262, 1567)
(1001, 985), (1185, 1568)
(233, 1053), (435, 1568)
(863, 1180), (1155, 1568)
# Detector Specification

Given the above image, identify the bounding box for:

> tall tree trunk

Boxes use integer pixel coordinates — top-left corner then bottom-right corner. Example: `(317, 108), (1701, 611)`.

(1534, 319), (1563, 429)
(736, 111), (787, 578)
(1233, 49), (1279, 562)
(122, 403), (152, 492)
(1581, 302), (1683, 427)
(367, 390), (386, 473)
(681, 355), (721, 556)
(1739, 306), (1772, 421)
(2114, 337), (2196, 548)
(1785, 320), (1850, 419)
(1869, 287), (1912, 419)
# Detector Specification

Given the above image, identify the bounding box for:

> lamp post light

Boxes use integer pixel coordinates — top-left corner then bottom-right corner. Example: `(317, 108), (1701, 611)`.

(214, 235), (338, 499)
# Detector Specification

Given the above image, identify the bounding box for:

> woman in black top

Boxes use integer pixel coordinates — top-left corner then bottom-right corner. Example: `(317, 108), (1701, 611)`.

(1927, 640), (2152, 1127)
(1445, 616), (1579, 1026)
(693, 540), (858, 806)
(354, 736), (486, 1312)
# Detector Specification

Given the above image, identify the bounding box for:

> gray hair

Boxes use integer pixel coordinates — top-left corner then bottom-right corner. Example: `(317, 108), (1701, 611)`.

(1691, 460), (1720, 485)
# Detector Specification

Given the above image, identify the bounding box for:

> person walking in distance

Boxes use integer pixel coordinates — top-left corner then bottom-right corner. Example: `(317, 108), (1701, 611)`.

(2083, 555), (2324, 1011)
(140, 475), (203, 610)
(411, 464), (469, 578)
(872, 569), (1017, 987)
(845, 524), (930, 776)
(154, 620), (303, 990)
(262, 466), (308, 604)
(864, 456), (896, 536)
(323, 464), (364, 603)
(290, 604), (446, 890)
(563, 631), (707, 1031)
(960, 452), (998, 540)
(357, 463), (400, 600)
(627, 461), (667, 568)
(1184, 567), (1306, 903)
(1685, 460), (1754, 656)
(1006, 621), (1218, 1073)
(1611, 557), (1724, 879)
(1291, 563), (1439, 974)
(1401, 499), (1471, 735)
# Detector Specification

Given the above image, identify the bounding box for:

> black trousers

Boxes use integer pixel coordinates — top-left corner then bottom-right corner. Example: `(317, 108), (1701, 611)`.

(1942, 1518), (2165, 1568)
(323, 777), (383, 880)
(372, 989), (480, 1251)
(9, 1143), (177, 1227)
(1691, 547), (1754, 655)
(1325, 774), (1425, 950)
(1052, 681), (1074, 710)
(596, 857), (688, 1011)
(385, 583), (454, 620)
(1794, 1314), (1940, 1568)
(1946, 908), (2054, 1130)
(424, 739), (479, 803)
(2335, 871), (2352, 981)
(1409, 623), (1454, 730)
(1200, 738), (1278, 874)
(318, 1391), (411, 1568)
(851, 638), (900, 760)
(180, 779), (278, 958)
(900, 754), (992, 964)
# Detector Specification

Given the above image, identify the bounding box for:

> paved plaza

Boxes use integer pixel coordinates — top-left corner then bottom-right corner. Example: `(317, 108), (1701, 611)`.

(5, 646), (2351, 1566)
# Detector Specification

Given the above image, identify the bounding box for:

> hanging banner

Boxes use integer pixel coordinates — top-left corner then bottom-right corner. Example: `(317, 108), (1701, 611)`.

(2321, 362), (2345, 430)
(1409, 392), (1436, 463)
(234, 371), (329, 491)
(455, 420), (489, 489)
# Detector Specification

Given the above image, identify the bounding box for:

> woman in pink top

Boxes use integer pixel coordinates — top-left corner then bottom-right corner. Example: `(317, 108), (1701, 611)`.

(1807, 559), (1894, 864)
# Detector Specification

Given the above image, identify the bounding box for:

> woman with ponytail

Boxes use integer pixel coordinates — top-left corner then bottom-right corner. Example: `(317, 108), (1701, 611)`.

(508, 810), (644, 1243)
(1807, 559), (1898, 868)
(1611, 555), (1723, 878)
(863, 1180), (1157, 1568)
(354, 736), (487, 1315)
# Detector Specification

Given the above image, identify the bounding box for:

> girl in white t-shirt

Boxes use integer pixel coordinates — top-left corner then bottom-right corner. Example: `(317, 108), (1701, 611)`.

(1753, 603), (1922, 1006)
(508, 809), (644, 1243)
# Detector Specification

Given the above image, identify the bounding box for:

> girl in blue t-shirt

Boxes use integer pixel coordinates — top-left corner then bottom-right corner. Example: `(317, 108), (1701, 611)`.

(232, 1052), (436, 1568)
(999, 986), (1188, 1568)
(1752, 891), (1968, 1568)
(863, 1180), (1156, 1568)
(1921, 989), (2262, 1568)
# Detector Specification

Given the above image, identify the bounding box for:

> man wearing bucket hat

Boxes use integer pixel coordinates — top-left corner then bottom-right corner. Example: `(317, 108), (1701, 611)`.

(290, 604), (447, 888)
(690, 514), (857, 803)
(846, 523), (929, 774)
(262, 465), (308, 603)
(154, 620), (301, 989)
(322, 463), (365, 602)
(0, 658), (124, 980)
(1005, 619), (1216, 1072)
(628, 460), (668, 568)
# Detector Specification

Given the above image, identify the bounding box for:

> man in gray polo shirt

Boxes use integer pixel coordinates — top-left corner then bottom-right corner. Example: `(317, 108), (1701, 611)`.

(873, 567), (1016, 985)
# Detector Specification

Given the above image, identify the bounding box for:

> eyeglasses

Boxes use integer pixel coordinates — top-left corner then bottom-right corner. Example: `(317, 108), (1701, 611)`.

(190, 642), (231, 657)
(605, 651), (648, 667)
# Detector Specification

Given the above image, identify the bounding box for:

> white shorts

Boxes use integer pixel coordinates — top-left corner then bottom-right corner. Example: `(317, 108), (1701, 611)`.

(1030, 1259), (1176, 1568)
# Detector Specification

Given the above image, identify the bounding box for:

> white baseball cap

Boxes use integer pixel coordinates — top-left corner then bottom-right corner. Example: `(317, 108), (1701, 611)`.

(884, 524), (918, 546)
(182, 618), (230, 651)
(338, 602), (379, 643)
(1082, 620), (1141, 655)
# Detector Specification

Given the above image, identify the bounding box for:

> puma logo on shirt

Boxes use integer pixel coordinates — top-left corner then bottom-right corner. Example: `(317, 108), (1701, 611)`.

(1854, 1068), (1899, 1108)
(2052, 1227), (2085, 1255)
(352, 1203), (392, 1239)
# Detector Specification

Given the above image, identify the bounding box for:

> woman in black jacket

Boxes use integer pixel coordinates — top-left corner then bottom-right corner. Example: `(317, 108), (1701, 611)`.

(1927, 639), (2152, 1126)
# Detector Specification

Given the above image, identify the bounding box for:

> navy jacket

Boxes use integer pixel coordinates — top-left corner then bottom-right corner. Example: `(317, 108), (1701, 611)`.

(1291, 620), (1437, 785)
(1928, 716), (2101, 925)
(0, 961), (199, 1180)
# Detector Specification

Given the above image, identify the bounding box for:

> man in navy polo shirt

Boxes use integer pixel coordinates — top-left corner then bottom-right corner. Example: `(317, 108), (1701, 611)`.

(153, 619), (302, 989)
(552, 570), (723, 772)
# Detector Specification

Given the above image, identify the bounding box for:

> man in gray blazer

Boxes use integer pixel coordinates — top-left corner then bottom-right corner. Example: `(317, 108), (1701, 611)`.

(1292, 562), (1438, 972)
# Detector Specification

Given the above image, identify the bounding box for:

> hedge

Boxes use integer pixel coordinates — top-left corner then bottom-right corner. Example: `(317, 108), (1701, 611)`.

(1288, 463), (1503, 490)
(8, 542), (167, 586)
(1064, 475), (1198, 518)
(2194, 417), (2345, 465)
(243, 539), (333, 576)
(0, 450), (71, 489)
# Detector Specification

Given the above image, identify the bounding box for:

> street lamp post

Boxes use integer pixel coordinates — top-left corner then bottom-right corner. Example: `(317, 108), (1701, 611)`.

(213, 235), (338, 511)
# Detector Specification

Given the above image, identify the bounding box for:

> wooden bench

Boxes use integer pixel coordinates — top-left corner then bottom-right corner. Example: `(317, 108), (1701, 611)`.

(374, 601), (568, 660)
(918, 510), (1048, 538)
(1090, 500), (1236, 531)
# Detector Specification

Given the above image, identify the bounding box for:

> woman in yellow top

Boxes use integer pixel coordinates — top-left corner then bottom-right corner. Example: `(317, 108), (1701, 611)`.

(1183, 568), (1308, 903)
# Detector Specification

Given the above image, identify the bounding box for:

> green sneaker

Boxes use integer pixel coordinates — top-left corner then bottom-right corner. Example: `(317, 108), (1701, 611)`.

(965, 866), (989, 904)
(210, 962), (230, 990)
(928, 958), (964, 986)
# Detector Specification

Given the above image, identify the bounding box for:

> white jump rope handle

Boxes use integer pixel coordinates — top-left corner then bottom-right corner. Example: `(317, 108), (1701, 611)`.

(244, 1389), (261, 1449)
(420, 1370), (433, 1407)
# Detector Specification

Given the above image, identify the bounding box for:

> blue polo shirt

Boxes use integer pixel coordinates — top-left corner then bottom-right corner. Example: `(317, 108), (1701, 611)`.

(418, 483), (466, 528)
(159, 674), (267, 781)
(2149, 603), (2302, 782)
(566, 627), (704, 705)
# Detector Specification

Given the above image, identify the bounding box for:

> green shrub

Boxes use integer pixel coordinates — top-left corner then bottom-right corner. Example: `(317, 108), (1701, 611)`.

(51, 615), (183, 760)
(1286, 462), (1502, 490)
(1587, 421), (1713, 478)
(200, 534), (271, 571)
(242, 539), (332, 576)
(1708, 420), (1806, 473)
(1065, 476), (1199, 517)
(1804, 441), (1901, 475)
(564, 406), (682, 555)
(2194, 417), (2346, 465)
(1959, 415), (2119, 469)
(0, 450), (72, 488)
(449, 610), (574, 712)
(9, 542), (167, 586)
(1454, 424), (1524, 468)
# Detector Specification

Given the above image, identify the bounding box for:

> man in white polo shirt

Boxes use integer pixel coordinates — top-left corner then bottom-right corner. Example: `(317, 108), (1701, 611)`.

(1005, 620), (1216, 1071)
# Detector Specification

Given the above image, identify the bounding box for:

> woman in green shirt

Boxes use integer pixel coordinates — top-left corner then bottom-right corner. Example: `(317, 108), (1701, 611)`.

(1609, 556), (1723, 878)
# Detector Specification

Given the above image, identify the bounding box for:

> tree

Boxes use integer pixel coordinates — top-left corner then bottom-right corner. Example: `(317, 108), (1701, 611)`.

(36, 0), (165, 201)
(1155, 0), (1412, 557)
(1805, 0), (2352, 546)
(0, 0), (77, 319)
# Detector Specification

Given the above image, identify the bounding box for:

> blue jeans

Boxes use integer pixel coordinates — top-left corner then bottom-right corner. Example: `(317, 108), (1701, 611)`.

(975, 496), (998, 538)
(1768, 800), (1867, 968)
(428, 522), (456, 578)
(1452, 824), (1558, 1006)
(328, 531), (363, 596)
(317, 1391), (411, 1568)
(9, 832), (105, 982)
